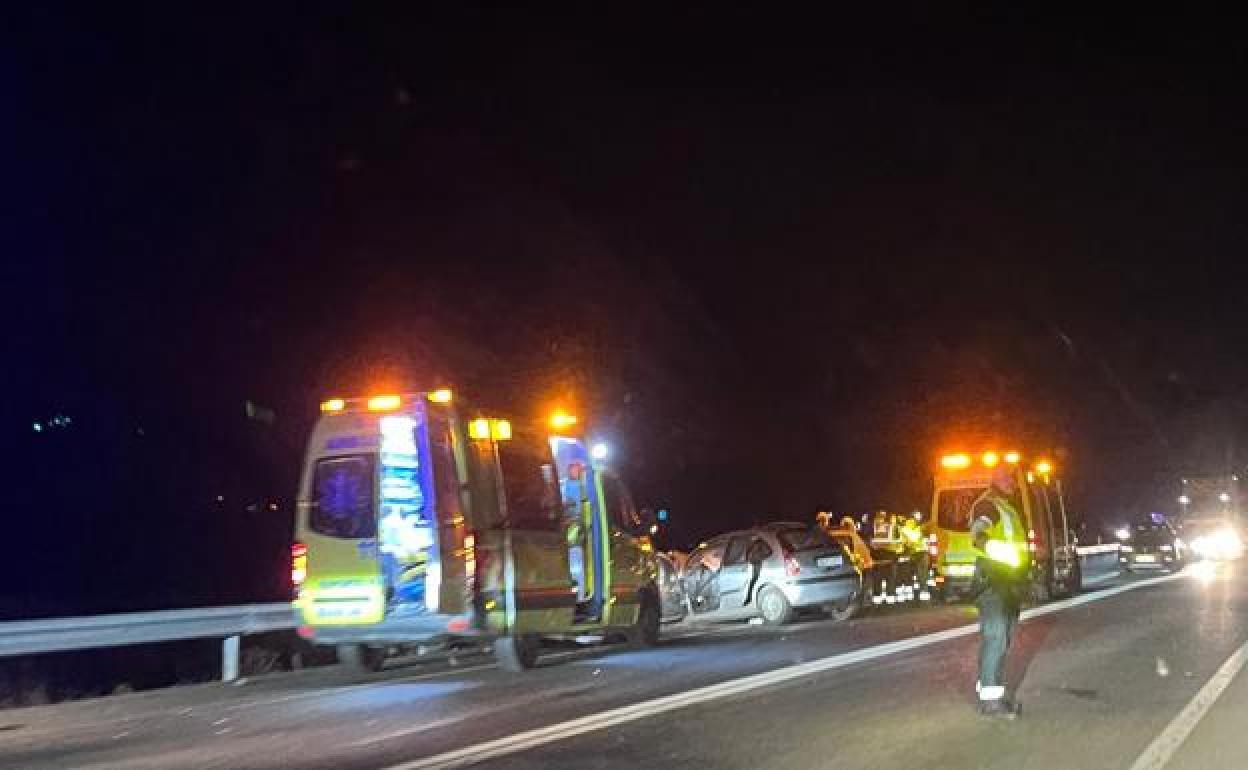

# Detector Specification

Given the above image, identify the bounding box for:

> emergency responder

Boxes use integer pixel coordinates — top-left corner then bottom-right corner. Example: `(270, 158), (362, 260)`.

(900, 516), (930, 601)
(970, 465), (1031, 718)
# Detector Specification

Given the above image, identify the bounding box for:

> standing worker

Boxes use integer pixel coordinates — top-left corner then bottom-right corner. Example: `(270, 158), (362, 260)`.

(970, 465), (1031, 718)
(900, 516), (930, 601)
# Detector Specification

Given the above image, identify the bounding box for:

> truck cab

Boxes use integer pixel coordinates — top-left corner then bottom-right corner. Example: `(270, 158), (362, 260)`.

(292, 391), (659, 671)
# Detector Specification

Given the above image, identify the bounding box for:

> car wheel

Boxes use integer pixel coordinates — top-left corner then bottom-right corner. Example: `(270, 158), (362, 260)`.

(337, 644), (386, 672)
(494, 633), (541, 672)
(758, 585), (794, 626)
(626, 588), (661, 648)
(827, 597), (858, 622)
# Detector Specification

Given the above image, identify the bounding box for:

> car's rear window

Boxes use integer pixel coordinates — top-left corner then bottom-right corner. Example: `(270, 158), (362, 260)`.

(776, 527), (831, 552)
(1132, 525), (1173, 545)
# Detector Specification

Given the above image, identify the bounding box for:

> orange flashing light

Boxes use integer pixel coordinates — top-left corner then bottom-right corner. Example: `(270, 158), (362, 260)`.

(941, 453), (971, 469)
(550, 411), (578, 430)
(1004, 451), (1021, 464)
(427, 388), (453, 404)
(491, 419), (512, 441)
(320, 398), (346, 413)
(468, 418), (491, 440)
(981, 451), (1000, 467)
(1035, 460), (1053, 475)
(367, 394), (402, 412)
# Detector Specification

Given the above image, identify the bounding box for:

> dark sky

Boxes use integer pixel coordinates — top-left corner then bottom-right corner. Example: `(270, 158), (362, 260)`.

(7, 7), (1248, 611)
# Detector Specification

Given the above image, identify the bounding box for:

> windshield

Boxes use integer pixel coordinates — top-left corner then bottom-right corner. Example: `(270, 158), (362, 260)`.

(937, 487), (985, 532)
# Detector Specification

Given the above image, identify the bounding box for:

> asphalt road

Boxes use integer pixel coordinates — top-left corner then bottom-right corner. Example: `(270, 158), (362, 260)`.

(2, 564), (1246, 770)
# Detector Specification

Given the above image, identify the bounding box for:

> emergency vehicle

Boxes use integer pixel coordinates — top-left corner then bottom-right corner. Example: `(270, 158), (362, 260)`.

(929, 451), (1080, 601)
(292, 391), (660, 671)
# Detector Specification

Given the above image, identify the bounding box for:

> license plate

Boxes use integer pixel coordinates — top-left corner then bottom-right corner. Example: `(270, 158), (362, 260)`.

(816, 555), (843, 568)
(1136, 554), (1156, 563)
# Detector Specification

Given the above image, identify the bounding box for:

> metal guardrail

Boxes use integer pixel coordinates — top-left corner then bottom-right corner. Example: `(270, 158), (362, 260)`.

(0, 545), (1129, 684)
(0, 603), (296, 681)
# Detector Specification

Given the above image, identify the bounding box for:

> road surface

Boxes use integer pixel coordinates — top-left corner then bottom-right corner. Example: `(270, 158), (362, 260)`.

(2, 564), (1246, 769)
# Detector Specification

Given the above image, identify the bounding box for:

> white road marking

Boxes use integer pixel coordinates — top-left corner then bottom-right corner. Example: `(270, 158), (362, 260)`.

(384, 570), (1182, 770)
(1129, 636), (1248, 770)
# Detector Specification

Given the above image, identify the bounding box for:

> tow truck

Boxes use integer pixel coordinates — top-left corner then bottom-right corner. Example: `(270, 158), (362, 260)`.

(929, 450), (1080, 601)
(292, 391), (660, 671)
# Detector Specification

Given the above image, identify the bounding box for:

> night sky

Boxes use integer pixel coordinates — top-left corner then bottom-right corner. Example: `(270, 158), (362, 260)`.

(7, 7), (1248, 614)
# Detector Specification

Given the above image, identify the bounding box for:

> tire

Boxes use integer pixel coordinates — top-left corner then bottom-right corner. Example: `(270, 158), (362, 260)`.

(757, 585), (794, 626)
(494, 633), (541, 672)
(337, 644), (386, 672)
(626, 588), (661, 648)
(827, 597), (858, 623)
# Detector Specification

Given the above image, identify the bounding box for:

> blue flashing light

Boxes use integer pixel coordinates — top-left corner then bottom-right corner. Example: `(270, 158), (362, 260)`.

(657, 508), (669, 522)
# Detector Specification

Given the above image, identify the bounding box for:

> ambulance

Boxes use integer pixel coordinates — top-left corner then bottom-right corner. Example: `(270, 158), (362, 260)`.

(292, 391), (660, 671)
(929, 451), (1080, 601)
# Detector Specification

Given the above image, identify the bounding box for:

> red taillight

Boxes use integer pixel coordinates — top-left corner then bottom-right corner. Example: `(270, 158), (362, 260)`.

(927, 533), (939, 558)
(784, 552), (801, 577)
(291, 542), (308, 587)
(1027, 528), (1037, 554)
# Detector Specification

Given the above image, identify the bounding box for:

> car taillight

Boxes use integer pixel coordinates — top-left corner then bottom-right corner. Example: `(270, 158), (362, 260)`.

(927, 533), (939, 558)
(291, 542), (308, 587)
(784, 552), (801, 577)
(1027, 528), (1037, 554)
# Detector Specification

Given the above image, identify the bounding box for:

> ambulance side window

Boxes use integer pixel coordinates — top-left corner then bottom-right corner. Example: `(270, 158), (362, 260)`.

(601, 473), (644, 535)
(497, 433), (562, 531)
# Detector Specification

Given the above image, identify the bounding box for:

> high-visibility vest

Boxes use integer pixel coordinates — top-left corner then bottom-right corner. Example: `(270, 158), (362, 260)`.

(974, 493), (1030, 572)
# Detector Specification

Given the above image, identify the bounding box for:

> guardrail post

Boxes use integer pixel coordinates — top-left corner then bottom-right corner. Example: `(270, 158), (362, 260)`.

(222, 635), (241, 682)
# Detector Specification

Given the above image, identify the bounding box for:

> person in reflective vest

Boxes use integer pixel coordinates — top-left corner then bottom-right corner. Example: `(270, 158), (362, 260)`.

(900, 516), (931, 601)
(970, 466), (1031, 718)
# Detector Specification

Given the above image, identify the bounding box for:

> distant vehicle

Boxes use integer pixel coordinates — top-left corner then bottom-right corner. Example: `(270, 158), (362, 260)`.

(1179, 474), (1240, 520)
(930, 450), (1080, 601)
(1118, 520), (1185, 571)
(681, 523), (862, 625)
(1181, 517), (1244, 562)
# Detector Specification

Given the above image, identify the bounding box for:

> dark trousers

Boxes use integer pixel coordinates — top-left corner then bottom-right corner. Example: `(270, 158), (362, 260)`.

(977, 586), (1020, 689)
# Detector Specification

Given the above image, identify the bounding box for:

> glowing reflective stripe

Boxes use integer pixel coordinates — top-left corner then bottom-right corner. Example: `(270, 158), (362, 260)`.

(985, 539), (1021, 567)
(1000, 507), (1016, 540)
